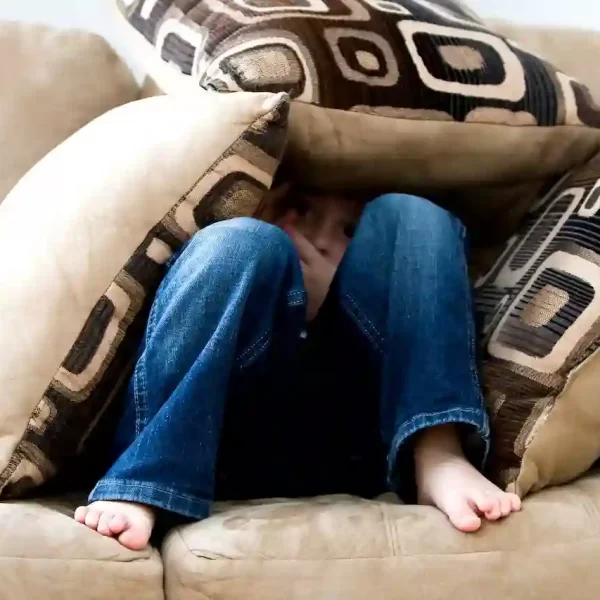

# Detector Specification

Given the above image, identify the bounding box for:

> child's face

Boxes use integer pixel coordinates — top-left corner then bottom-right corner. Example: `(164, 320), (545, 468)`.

(278, 190), (365, 266)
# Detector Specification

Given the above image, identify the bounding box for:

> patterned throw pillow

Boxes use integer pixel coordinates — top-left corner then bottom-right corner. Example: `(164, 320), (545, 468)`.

(476, 152), (600, 495)
(116, 0), (600, 235)
(0, 90), (288, 497)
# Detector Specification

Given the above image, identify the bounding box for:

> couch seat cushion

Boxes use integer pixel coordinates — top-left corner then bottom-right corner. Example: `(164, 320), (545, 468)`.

(163, 472), (600, 600)
(0, 495), (163, 599)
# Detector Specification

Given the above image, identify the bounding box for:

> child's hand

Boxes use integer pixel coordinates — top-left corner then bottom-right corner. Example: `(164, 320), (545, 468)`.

(284, 226), (337, 321)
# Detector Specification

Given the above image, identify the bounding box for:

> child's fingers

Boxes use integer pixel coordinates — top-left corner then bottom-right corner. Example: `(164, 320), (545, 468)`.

(287, 228), (320, 264)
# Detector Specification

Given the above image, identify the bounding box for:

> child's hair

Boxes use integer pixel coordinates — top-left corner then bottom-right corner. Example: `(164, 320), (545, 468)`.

(256, 160), (372, 223)
(255, 165), (292, 223)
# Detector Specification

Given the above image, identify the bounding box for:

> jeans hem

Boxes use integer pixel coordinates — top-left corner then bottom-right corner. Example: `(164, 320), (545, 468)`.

(387, 407), (490, 488)
(89, 479), (210, 521)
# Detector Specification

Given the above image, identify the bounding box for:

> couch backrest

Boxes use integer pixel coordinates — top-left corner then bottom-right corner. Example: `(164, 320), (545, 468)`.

(490, 20), (600, 101)
(0, 21), (139, 204)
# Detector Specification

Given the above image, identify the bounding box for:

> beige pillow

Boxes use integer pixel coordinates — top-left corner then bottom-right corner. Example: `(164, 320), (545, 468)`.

(0, 22), (139, 203)
(476, 149), (600, 496)
(0, 90), (288, 497)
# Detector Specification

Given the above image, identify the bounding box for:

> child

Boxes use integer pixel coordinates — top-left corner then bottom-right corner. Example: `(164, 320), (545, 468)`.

(74, 181), (520, 550)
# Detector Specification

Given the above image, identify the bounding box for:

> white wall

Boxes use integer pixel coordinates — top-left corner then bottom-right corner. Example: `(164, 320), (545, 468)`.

(0, 0), (598, 75)
(0, 0), (143, 76)
(470, 0), (600, 29)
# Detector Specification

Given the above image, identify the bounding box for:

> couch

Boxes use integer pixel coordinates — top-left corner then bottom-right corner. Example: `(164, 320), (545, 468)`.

(1, 11), (600, 600)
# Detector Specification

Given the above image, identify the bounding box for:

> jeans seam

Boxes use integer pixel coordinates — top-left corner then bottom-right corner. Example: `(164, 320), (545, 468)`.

(460, 239), (486, 408)
(132, 303), (160, 438)
(236, 286), (304, 370)
(395, 407), (489, 441)
(236, 334), (271, 370)
(341, 293), (384, 352)
(92, 478), (204, 504)
(242, 338), (270, 368)
(237, 331), (269, 363)
(90, 479), (211, 520)
(286, 289), (306, 308)
(132, 367), (145, 438)
(288, 299), (305, 307)
(388, 407), (491, 482)
(286, 290), (304, 301)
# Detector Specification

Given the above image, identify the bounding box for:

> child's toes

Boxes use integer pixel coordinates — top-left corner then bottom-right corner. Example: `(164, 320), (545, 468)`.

(472, 493), (501, 521)
(96, 512), (114, 536)
(484, 498), (502, 521)
(498, 495), (513, 518)
(74, 506), (88, 524)
(472, 492), (496, 516)
(446, 497), (482, 533)
(118, 519), (153, 551)
(108, 514), (128, 536)
(509, 493), (522, 512)
(84, 509), (101, 530)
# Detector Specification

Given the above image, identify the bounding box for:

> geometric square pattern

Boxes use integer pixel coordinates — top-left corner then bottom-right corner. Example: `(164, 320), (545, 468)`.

(476, 151), (600, 492)
(0, 96), (289, 498)
(116, 0), (600, 128)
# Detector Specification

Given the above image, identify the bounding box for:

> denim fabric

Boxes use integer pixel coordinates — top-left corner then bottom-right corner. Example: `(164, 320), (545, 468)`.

(89, 194), (489, 520)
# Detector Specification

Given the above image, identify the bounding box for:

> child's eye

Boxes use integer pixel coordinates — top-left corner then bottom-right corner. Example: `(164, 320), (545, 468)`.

(289, 194), (309, 216)
(343, 223), (357, 238)
(295, 201), (309, 216)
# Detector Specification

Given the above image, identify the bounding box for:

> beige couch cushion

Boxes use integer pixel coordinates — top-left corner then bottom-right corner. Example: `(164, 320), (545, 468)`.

(163, 472), (600, 600)
(0, 90), (288, 498)
(0, 21), (138, 203)
(0, 495), (162, 599)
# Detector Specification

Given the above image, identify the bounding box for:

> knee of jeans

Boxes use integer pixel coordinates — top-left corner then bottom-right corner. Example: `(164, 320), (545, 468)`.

(364, 194), (464, 237)
(191, 217), (296, 269)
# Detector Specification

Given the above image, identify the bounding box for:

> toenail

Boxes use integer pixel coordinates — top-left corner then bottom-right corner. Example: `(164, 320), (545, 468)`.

(74, 508), (87, 522)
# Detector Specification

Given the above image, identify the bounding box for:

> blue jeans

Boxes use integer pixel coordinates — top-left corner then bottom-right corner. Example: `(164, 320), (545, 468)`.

(89, 194), (489, 520)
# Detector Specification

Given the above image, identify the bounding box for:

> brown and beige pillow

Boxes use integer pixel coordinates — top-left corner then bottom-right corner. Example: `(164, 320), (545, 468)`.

(116, 0), (600, 235)
(476, 152), (600, 496)
(0, 90), (288, 497)
(0, 21), (139, 203)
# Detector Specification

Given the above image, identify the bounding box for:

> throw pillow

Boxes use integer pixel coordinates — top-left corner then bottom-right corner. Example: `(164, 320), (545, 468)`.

(115, 0), (600, 236)
(476, 150), (600, 495)
(0, 90), (288, 497)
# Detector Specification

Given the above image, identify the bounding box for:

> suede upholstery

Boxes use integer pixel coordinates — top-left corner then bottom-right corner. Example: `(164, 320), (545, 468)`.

(1, 9), (600, 600)
(0, 21), (138, 204)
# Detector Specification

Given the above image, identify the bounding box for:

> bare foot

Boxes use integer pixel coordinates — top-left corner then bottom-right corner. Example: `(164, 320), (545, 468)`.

(74, 501), (156, 550)
(415, 425), (521, 533)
